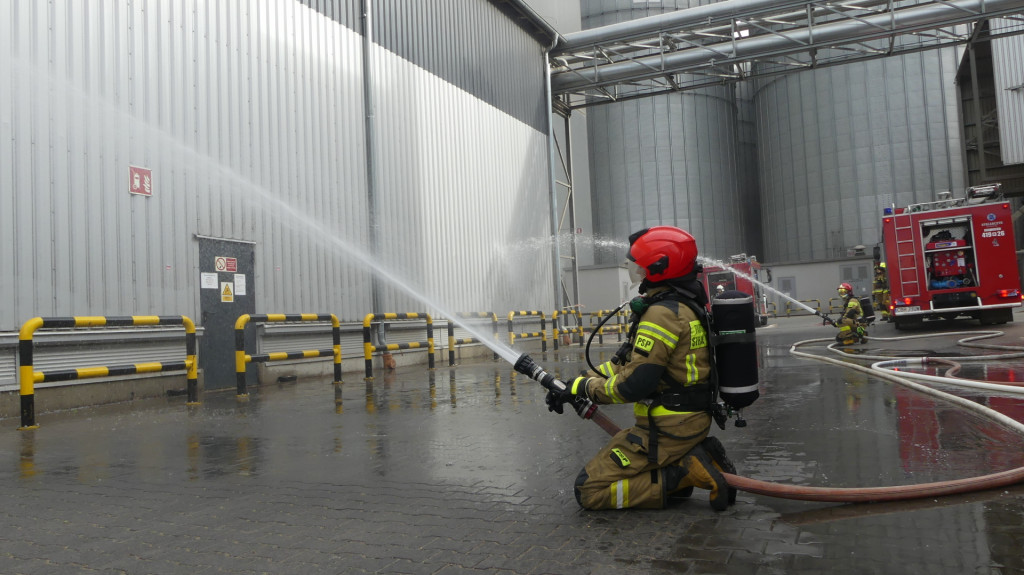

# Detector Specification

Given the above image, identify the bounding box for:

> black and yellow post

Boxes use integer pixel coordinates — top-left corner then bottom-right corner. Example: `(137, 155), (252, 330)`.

(551, 309), (585, 351)
(17, 315), (199, 430)
(234, 313), (342, 398)
(507, 311), (547, 352)
(361, 312), (436, 380)
(445, 312), (500, 365)
(455, 312), (500, 361)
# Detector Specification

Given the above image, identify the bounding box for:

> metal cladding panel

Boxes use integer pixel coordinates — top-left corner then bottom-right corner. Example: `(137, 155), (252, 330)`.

(0, 0), (552, 331)
(369, 42), (554, 316)
(0, 0), (374, 329)
(583, 0), (751, 264)
(239, 0), (374, 322)
(374, 0), (548, 133)
(755, 47), (966, 263)
(587, 89), (747, 262)
(992, 18), (1024, 165)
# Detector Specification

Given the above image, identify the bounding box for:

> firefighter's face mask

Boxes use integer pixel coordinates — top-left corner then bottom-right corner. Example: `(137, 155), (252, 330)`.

(837, 288), (848, 297)
(627, 260), (646, 284)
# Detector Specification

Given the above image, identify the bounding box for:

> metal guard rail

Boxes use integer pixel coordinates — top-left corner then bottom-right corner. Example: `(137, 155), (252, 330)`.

(588, 310), (628, 344)
(507, 311), (547, 352)
(449, 312), (500, 363)
(234, 313), (342, 398)
(17, 315), (198, 429)
(786, 299), (822, 316)
(552, 309), (585, 350)
(362, 313), (435, 380)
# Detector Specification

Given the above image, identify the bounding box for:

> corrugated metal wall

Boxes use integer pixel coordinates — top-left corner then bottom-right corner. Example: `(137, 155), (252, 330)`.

(992, 18), (1024, 166)
(0, 0), (553, 335)
(755, 47), (966, 263)
(368, 0), (553, 315)
(582, 0), (753, 264)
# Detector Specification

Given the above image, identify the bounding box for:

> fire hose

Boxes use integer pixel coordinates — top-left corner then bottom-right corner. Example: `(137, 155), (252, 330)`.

(514, 335), (1024, 503)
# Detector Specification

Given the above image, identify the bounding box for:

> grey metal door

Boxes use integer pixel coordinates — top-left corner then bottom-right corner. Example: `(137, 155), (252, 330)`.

(198, 238), (256, 390)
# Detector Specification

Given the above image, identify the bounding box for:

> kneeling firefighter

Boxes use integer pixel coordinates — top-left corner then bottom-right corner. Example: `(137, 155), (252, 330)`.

(546, 226), (737, 510)
(834, 283), (867, 345)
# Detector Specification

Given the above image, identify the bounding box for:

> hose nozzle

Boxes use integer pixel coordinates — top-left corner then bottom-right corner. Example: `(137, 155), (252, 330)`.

(514, 353), (596, 419)
(513, 354), (562, 391)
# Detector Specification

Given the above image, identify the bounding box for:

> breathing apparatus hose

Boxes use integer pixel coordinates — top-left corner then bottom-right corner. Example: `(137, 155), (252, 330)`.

(583, 300), (632, 374)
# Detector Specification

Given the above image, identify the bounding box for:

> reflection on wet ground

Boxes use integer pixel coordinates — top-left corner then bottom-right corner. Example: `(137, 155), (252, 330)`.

(2, 315), (1024, 573)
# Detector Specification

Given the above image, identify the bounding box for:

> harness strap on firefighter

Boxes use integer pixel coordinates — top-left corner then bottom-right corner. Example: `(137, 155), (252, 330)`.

(633, 286), (717, 464)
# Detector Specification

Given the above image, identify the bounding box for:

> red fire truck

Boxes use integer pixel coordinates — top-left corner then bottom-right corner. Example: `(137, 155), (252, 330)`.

(881, 183), (1022, 329)
(700, 254), (770, 326)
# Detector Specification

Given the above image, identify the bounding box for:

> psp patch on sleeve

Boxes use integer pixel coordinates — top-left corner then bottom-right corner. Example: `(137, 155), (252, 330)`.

(633, 334), (655, 357)
(689, 320), (708, 349)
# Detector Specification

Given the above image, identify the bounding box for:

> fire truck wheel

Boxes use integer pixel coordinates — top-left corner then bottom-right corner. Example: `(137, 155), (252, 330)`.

(978, 309), (1013, 325)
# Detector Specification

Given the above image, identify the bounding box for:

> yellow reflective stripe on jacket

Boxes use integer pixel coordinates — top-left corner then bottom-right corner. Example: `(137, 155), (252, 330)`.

(637, 321), (678, 351)
(610, 478), (629, 509)
(634, 403), (699, 417)
(596, 361), (615, 377)
(602, 374), (626, 403)
(685, 352), (699, 383)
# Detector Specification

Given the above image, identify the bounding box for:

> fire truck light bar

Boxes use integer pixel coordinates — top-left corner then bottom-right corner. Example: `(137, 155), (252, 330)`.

(967, 183), (1001, 198)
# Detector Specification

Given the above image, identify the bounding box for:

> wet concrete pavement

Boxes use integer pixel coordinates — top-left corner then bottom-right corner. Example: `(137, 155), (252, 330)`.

(4, 313), (1024, 574)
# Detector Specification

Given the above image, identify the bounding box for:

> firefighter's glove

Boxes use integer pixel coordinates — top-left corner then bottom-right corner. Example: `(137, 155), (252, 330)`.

(545, 376), (590, 415)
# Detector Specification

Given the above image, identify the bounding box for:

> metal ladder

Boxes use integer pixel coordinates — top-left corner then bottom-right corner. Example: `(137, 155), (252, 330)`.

(893, 216), (921, 298)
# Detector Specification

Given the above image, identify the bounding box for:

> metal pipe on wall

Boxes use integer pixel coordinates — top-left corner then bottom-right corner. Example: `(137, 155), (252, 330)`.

(362, 0), (383, 318)
(545, 37), (564, 311)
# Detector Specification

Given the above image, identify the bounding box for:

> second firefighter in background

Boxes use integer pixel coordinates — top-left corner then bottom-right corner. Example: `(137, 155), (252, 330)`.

(835, 282), (867, 344)
(546, 226), (737, 511)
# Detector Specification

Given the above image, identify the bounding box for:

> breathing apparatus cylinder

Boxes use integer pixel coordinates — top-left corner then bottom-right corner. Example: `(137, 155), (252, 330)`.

(711, 290), (759, 411)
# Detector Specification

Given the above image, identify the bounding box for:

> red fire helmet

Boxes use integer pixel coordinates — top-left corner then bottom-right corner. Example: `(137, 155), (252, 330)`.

(627, 226), (699, 282)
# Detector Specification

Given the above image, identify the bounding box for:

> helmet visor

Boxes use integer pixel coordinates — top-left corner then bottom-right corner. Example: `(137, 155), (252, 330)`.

(627, 260), (646, 284)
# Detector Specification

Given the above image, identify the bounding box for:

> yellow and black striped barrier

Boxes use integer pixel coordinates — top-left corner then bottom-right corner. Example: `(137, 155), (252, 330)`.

(765, 301), (778, 318)
(362, 312), (435, 380)
(552, 308), (585, 350)
(588, 310), (629, 345)
(785, 299), (823, 317)
(447, 312), (500, 363)
(234, 313), (342, 398)
(828, 297), (845, 315)
(507, 311), (547, 352)
(17, 315), (198, 429)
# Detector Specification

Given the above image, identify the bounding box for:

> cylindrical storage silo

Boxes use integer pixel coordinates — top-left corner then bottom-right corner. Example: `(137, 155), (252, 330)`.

(582, 0), (755, 265)
(755, 47), (966, 263)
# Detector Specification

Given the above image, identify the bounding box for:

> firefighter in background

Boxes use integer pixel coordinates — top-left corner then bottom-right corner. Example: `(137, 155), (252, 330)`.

(546, 226), (736, 511)
(835, 282), (867, 344)
(873, 262), (890, 320)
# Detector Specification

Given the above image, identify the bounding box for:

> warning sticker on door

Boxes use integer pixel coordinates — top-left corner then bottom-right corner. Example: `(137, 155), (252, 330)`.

(221, 282), (235, 303)
(215, 257), (238, 272)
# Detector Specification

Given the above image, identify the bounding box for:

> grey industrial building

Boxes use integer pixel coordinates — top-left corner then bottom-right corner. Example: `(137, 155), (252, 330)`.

(2, 0), (1024, 404)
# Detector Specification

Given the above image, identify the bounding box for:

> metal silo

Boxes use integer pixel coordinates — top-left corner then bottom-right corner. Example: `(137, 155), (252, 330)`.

(582, 0), (754, 264)
(755, 46), (967, 263)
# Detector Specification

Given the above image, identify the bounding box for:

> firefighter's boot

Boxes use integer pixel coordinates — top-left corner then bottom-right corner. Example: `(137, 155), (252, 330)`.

(663, 445), (730, 511)
(836, 326), (857, 345)
(701, 436), (738, 505)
